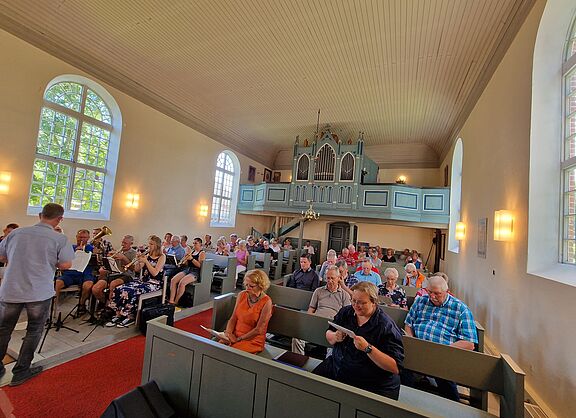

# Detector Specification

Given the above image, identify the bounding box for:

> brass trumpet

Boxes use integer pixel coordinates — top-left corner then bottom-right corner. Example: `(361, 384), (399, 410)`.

(124, 249), (149, 270)
(178, 251), (194, 267)
(91, 226), (112, 244)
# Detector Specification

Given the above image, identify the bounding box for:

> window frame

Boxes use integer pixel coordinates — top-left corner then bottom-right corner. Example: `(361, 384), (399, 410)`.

(210, 150), (240, 228)
(26, 75), (122, 220)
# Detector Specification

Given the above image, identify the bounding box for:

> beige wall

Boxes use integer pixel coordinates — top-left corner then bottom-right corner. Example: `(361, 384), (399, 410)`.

(0, 29), (272, 245)
(377, 168), (442, 187)
(443, 1), (573, 415)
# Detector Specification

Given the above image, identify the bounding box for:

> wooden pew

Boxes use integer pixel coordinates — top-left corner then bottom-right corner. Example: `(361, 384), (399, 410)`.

(282, 250), (297, 275)
(145, 316), (499, 418)
(205, 254), (237, 294)
(181, 259), (214, 306)
(237, 254), (256, 288)
(209, 293), (520, 417)
(252, 252), (272, 276)
(266, 283), (312, 311)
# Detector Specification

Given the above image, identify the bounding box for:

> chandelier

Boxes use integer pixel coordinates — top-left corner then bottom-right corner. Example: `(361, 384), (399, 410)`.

(301, 201), (320, 221)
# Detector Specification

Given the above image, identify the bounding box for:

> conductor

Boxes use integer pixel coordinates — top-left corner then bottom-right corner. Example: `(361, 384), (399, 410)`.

(0, 203), (74, 386)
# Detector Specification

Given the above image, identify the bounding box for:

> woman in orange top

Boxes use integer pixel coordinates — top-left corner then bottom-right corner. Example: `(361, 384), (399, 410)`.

(222, 269), (273, 354)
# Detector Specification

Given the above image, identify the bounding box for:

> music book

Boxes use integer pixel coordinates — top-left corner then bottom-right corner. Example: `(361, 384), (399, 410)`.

(104, 257), (122, 273)
(70, 250), (92, 272)
(327, 321), (356, 338)
(273, 351), (309, 369)
(200, 325), (229, 342)
(164, 254), (178, 265)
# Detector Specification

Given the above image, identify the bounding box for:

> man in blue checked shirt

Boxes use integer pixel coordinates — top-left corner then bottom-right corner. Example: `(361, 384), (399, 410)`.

(403, 275), (478, 401)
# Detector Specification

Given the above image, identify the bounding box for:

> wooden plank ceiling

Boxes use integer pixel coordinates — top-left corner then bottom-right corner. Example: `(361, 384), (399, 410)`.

(0, 0), (534, 168)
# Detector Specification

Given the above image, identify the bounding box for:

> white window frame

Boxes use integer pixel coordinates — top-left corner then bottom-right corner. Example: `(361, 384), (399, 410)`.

(26, 75), (122, 220)
(210, 151), (240, 228)
(448, 138), (463, 254)
(528, 1), (576, 285)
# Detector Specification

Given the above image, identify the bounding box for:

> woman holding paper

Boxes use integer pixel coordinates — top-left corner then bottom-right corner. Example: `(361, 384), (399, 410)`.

(313, 281), (404, 400)
(221, 269), (273, 354)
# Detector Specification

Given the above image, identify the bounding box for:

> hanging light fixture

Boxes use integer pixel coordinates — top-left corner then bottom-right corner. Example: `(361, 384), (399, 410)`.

(301, 201), (320, 220)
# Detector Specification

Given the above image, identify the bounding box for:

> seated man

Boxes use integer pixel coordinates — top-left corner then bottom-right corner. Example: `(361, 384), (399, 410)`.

(292, 265), (351, 354)
(92, 235), (137, 306)
(403, 263), (425, 288)
(203, 234), (214, 252)
(318, 249), (337, 281)
(403, 276), (478, 401)
(353, 260), (382, 286)
(164, 235), (186, 278)
(55, 229), (95, 315)
(286, 253), (319, 291)
(337, 247), (355, 267)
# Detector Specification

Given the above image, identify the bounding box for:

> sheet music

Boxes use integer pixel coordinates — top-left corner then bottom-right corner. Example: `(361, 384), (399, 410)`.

(328, 321), (356, 338)
(70, 250), (92, 272)
(106, 257), (122, 273)
(200, 325), (230, 342)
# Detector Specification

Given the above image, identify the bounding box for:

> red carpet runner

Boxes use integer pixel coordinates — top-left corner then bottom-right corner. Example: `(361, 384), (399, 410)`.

(0, 309), (213, 418)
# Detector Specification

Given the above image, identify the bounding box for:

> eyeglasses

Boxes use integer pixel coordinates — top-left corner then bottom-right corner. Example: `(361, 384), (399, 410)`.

(243, 282), (258, 289)
(351, 299), (370, 306)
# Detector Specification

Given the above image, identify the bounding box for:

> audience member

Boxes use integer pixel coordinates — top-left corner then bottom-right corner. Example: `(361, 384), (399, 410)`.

(169, 237), (206, 306)
(407, 250), (422, 269)
(291, 265), (351, 355)
(106, 235), (165, 328)
(303, 240), (315, 256)
(215, 237), (229, 256)
(403, 263), (425, 288)
(220, 269), (273, 354)
(318, 249), (337, 280)
(367, 247), (382, 268)
(337, 247), (355, 267)
(403, 276), (478, 401)
(180, 235), (192, 255)
(382, 248), (396, 263)
(353, 259), (382, 286)
(399, 248), (410, 261)
(416, 272), (451, 298)
(357, 245), (367, 261)
(313, 281), (404, 400)
(164, 235), (186, 278)
(282, 238), (293, 250)
(0, 203), (73, 386)
(55, 229), (95, 316)
(227, 233), (239, 253)
(286, 254), (319, 291)
(270, 239), (282, 253)
(235, 240), (249, 275)
(203, 234), (214, 251)
(161, 232), (173, 254)
(378, 268), (407, 309)
(246, 235), (258, 252)
(347, 244), (359, 261)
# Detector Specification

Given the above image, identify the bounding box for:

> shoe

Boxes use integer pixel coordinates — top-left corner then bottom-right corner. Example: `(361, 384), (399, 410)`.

(9, 366), (43, 386)
(105, 316), (122, 327)
(76, 305), (88, 317)
(116, 317), (135, 328)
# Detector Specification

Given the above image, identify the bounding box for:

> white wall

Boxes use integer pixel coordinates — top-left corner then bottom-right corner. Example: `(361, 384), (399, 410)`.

(0, 29), (272, 244)
(443, 1), (574, 415)
(377, 168), (442, 187)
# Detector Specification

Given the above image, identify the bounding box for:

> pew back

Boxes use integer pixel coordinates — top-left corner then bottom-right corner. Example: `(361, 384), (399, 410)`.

(266, 284), (312, 311)
(184, 259), (214, 306)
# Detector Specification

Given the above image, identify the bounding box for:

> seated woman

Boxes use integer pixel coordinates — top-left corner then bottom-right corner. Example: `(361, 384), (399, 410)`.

(318, 249), (337, 280)
(378, 268), (407, 309)
(382, 248), (397, 263)
(313, 281), (404, 400)
(169, 237), (206, 306)
(270, 239), (282, 253)
(106, 235), (165, 328)
(215, 237), (229, 256)
(220, 269), (273, 354)
(407, 250), (422, 269)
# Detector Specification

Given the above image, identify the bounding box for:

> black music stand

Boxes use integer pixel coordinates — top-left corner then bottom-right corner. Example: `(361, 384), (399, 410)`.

(38, 296), (79, 353)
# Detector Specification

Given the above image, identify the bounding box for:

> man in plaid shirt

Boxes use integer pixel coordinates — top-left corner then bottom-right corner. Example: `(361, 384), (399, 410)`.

(403, 275), (478, 401)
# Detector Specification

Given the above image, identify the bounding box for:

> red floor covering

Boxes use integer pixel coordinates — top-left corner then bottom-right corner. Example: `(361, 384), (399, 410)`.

(0, 309), (213, 418)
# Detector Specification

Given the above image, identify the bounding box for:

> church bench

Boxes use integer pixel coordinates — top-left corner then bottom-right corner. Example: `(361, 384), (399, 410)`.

(252, 251), (272, 276)
(143, 316), (515, 418)
(180, 259), (214, 306)
(210, 293), (521, 417)
(266, 283), (312, 311)
(205, 254), (237, 294)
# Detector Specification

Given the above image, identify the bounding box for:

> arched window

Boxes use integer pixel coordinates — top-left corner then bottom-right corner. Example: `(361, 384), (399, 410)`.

(529, 4), (576, 283)
(296, 154), (310, 181)
(562, 17), (576, 264)
(27, 76), (121, 220)
(210, 151), (240, 227)
(314, 144), (336, 181)
(340, 152), (355, 181)
(448, 138), (463, 253)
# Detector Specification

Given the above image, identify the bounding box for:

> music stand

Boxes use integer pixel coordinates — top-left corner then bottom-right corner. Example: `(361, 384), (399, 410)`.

(38, 296), (79, 353)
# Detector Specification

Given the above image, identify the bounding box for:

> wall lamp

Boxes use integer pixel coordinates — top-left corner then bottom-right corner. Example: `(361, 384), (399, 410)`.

(126, 193), (140, 209)
(455, 222), (466, 240)
(199, 204), (209, 217)
(0, 171), (12, 194)
(396, 175), (407, 184)
(494, 210), (514, 241)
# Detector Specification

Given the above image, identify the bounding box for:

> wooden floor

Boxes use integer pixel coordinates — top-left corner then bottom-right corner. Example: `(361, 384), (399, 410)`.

(0, 291), (214, 387)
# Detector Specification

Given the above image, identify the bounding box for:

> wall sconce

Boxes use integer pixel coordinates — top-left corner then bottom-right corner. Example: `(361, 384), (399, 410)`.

(126, 193), (140, 209)
(199, 204), (209, 217)
(396, 175), (407, 184)
(455, 222), (466, 240)
(494, 210), (514, 241)
(0, 171), (12, 194)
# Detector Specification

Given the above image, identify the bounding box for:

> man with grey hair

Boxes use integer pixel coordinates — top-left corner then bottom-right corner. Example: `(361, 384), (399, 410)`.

(0, 203), (74, 386)
(164, 235), (186, 278)
(403, 275), (478, 401)
(354, 259), (382, 286)
(403, 262), (425, 288)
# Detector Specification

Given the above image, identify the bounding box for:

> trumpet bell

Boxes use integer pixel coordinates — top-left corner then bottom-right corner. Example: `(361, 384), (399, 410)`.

(92, 226), (112, 243)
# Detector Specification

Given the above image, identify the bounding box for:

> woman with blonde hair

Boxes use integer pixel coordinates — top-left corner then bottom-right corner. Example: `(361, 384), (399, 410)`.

(221, 269), (273, 353)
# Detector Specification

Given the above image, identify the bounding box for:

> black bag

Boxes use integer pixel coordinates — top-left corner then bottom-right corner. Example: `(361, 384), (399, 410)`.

(139, 304), (175, 335)
(101, 380), (177, 418)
